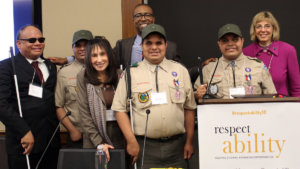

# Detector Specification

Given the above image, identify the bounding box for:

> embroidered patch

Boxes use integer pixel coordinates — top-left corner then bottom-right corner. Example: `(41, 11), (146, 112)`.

(245, 67), (251, 72)
(172, 72), (178, 77)
(120, 71), (125, 79)
(138, 92), (149, 103)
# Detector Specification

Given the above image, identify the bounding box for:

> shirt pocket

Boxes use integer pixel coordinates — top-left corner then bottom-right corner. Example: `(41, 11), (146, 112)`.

(169, 84), (186, 104)
(66, 81), (78, 101)
(132, 84), (152, 109)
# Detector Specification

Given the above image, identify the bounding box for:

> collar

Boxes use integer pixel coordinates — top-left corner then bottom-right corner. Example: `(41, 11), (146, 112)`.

(221, 53), (244, 69)
(25, 57), (45, 64)
(143, 57), (168, 73)
(74, 58), (84, 66)
(254, 41), (279, 56)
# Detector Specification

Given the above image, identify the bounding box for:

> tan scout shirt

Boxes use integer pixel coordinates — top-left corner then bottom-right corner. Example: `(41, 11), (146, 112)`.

(112, 58), (196, 138)
(194, 53), (277, 98)
(55, 59), (84, 131)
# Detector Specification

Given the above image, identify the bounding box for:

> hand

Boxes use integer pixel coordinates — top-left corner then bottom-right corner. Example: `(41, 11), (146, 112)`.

(21, 131), (34, 155)
(184, 142), (194, 159)
(196, 84), (207, 99)
(126, 139), (140, 164)
(202, 58), (217, 67)
(98, 144), (115, 162)
(47, 57), (68, 65)
(69, 128), (82, 141)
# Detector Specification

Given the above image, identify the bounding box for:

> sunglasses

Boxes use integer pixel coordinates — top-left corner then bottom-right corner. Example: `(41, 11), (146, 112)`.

(19, 37), (46, 43)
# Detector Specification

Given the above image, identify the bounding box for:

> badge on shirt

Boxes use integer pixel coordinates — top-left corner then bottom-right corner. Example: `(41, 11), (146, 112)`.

(28, 83), (43, 98)
(151, 92), (167, 105)
(172, 72), (178, 77)
(246, 86), (254, 94)
(138, 92), (149, 103)
(245, 67), (251, 72)
(229, 86), (245, 99)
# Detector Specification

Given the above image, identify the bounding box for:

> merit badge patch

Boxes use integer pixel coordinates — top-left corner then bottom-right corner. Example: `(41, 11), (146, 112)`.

(138, 92), (149, 103)
(245, 67), (251, 72)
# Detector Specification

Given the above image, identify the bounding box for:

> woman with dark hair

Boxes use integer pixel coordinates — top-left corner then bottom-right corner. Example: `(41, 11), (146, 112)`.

(243, 11), (300, 97)
(76, 37), (125, 161)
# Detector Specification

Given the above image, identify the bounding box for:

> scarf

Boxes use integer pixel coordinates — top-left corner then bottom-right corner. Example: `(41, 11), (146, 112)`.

(87, 83), (113, 146)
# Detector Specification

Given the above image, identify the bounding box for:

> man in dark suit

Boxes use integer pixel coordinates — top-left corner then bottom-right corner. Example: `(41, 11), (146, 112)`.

(113, 4), (181, 69)
(0, 25), (60, 169)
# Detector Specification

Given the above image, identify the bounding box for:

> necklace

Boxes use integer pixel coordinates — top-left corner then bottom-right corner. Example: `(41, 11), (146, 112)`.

(267, 54), (274, 70)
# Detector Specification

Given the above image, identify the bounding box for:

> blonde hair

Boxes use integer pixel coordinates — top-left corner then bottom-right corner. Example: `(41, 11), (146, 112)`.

(250, 11), (280, 42)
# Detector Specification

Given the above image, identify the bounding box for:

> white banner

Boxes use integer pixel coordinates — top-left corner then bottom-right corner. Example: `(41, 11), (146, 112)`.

(197, 102), (300, 169)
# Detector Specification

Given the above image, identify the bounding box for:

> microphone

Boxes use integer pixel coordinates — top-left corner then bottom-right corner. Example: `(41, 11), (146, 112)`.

(141, 109), (151, 169)
(35, 112), (72, 169)
(197, 56), (203, 84)
(202, 58), (220, 99)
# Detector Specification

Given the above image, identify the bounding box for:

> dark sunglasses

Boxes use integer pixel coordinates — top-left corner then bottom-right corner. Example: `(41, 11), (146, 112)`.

(19, 37), (45, 43)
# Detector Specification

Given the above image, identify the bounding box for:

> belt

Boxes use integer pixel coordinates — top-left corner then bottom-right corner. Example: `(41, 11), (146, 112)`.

(136, 134), (184, 142)
(106, 121), (118, 127)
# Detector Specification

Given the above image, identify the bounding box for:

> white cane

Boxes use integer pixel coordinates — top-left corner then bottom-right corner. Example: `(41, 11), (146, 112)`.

(126, 64), (137, 169)
(10, 47), (31, 169)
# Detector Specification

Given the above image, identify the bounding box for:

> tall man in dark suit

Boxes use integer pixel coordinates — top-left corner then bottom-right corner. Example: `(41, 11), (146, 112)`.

(113, 4), (181, 69)
(0, 25), (60, 169)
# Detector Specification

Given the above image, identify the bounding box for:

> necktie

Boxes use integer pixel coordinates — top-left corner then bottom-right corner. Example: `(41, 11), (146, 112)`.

(32, 61), (44, 84)
(155, 65), (159, 92)
(230, 61), (236, 87)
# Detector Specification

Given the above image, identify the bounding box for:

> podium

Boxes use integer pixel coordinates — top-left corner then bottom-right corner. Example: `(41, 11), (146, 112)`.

(197, 97), (300, 169)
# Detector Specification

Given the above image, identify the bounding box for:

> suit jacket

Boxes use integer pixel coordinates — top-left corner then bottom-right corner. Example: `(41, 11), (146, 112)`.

(113, 36), (181, 69)
(0, 53), (60, 155)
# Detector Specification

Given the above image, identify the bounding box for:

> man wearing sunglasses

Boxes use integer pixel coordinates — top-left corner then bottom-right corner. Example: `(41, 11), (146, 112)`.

(55, 30), (93, 148)
(0, 25), (59, 169)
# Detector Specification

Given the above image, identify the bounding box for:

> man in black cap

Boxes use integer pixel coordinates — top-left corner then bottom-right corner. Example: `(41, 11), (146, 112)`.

(55, 30), (93, 148)
(112, 24), (196, 169)
(194, 24), (276, 99)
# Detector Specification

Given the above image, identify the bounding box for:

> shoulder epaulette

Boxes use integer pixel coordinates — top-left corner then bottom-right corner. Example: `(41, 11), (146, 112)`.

(246, 55), (262, 63)
(59, 61), (72, 70)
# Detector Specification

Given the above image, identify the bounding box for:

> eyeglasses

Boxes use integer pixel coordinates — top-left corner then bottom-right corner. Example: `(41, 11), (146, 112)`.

(19, 37), (46, 43)
(133, 13), (153, 20)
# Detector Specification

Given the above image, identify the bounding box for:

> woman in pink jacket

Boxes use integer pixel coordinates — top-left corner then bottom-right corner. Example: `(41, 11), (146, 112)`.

(243, 11), (300, 97)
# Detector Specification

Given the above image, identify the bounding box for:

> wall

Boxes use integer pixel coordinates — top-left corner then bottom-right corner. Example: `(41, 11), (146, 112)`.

(42, 0), (122, 58)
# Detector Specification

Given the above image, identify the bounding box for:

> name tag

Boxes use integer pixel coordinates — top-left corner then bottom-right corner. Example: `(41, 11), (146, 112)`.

(229, 86), (245, 99)
(151, 92), (167, 105)
(28, 83), (43, 98)
(106, 109), (116, 121)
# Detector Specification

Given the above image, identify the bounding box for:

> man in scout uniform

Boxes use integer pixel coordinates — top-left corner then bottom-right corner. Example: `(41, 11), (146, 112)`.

(55, 30), (93, 147)
(112, 24), (196, 168)
(194, 24), (276, 99)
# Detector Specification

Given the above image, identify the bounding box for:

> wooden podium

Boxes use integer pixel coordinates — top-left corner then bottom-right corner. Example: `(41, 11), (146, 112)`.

(197, 96), (300, 169)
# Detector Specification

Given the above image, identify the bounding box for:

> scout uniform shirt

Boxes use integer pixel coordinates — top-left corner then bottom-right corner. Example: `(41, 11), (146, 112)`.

(55, 59), (84, 132)
(112, 58), (196, 139)
(194, 53), (277, 98)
